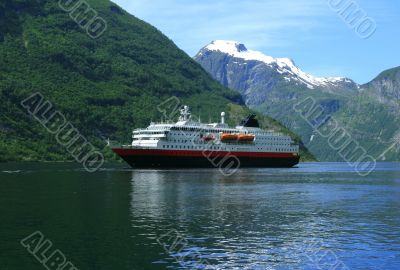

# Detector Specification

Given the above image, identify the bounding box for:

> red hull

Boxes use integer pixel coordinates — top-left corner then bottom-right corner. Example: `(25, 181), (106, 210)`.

(112, 148), (300, 168)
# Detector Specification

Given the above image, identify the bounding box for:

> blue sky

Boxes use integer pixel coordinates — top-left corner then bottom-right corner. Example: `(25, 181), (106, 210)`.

(113, 0), (400, 84)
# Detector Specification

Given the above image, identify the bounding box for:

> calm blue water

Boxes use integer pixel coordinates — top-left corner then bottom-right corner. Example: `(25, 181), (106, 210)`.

(0, 162), (399, 269)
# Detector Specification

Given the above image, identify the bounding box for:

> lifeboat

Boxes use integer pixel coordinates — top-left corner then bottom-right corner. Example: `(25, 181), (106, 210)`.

(203, 134), (215, 141)
(220, 133), (238, 142)
(238, 133), (255, 142)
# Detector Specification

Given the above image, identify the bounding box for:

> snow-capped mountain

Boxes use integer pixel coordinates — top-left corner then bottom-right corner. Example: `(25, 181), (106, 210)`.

(194, 40), (400, 162)
(196, 40), (358, 94)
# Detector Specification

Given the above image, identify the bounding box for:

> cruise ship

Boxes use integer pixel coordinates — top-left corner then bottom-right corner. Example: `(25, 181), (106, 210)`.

(112, 106), (300, 168)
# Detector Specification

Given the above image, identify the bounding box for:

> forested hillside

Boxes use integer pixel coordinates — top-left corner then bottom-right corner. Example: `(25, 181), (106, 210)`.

(0, 0), (313, 162)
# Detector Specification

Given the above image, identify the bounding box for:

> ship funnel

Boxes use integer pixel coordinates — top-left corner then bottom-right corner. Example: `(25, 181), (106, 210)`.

(221, 112), (225, 124)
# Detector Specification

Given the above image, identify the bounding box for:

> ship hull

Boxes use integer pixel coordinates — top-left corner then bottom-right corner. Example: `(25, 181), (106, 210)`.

(112, 148), (300, 168)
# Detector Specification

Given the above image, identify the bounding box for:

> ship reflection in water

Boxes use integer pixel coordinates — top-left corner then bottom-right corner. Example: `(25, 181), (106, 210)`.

(129, 163), (400, 270)
(0, 162), (399, 269)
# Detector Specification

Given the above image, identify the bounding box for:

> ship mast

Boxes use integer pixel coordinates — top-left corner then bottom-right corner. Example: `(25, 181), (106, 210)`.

(179, 105), (191, 121)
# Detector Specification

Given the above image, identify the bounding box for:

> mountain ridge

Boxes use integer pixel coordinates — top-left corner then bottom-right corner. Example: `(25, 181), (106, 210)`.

(199, 40), (359, 91)
(362, 66), (400, 106)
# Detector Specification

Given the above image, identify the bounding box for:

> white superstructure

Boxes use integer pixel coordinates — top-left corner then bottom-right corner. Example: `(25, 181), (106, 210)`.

(129, 106), (299, 154)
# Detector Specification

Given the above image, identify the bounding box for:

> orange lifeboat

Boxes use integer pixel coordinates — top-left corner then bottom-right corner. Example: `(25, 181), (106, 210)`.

(238, 133), (255, 142)
(220, 133), (238, 142)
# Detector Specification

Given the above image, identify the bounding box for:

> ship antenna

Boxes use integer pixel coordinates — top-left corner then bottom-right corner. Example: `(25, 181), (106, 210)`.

(198, 108), (201, 123)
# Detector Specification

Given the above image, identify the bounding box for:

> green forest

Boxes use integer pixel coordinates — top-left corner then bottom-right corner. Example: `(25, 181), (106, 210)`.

(0, 0), (314, 162)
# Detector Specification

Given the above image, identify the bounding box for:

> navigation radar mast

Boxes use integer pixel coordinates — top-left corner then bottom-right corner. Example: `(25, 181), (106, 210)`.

(179, 105), (191, 121)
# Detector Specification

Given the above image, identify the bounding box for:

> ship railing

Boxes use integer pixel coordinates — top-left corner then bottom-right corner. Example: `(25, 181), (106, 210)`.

(133, 134), (167, 139)
(118, 145), (158, 150)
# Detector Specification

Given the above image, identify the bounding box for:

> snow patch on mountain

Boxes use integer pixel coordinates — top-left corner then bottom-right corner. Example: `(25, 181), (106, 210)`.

(202, 40), (354, 89)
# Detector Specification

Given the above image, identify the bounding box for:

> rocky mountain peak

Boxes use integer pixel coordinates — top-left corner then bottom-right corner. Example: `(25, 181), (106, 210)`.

(196, 40), (358, 91)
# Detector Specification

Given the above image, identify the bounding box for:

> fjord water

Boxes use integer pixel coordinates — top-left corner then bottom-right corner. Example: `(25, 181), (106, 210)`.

(0, 163), (399, 270)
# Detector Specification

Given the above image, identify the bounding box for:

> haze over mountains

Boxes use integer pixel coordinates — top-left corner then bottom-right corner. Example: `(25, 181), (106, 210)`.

(195, 40), (400, 161)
